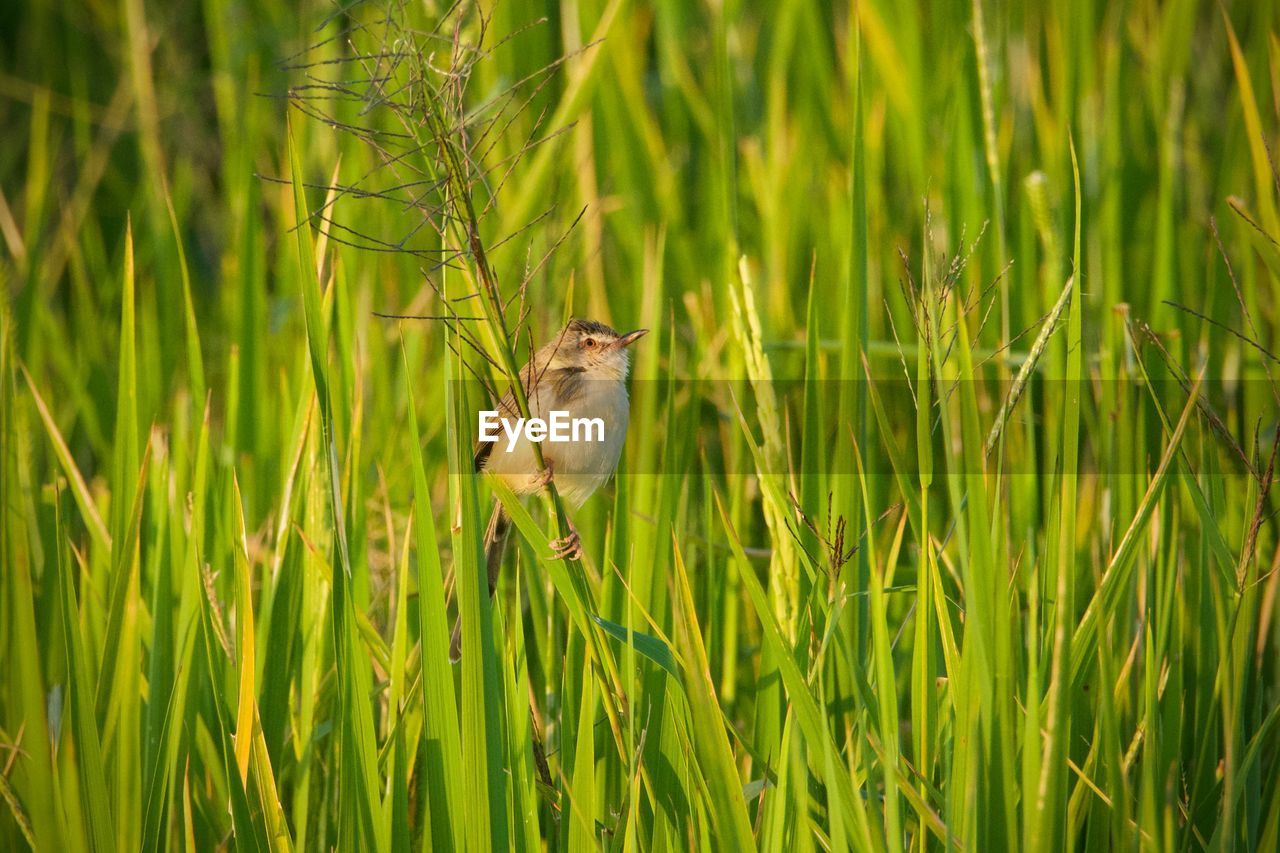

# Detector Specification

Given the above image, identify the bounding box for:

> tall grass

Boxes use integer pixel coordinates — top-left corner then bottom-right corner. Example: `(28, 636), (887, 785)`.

(3, 0), (1280, 849)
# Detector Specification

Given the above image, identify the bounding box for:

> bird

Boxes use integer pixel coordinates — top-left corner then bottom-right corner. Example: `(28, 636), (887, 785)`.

(449, 318), (647, 661)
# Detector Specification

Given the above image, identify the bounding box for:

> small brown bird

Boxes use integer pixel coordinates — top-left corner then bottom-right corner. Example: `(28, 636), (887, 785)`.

(450, 318), (647, 661)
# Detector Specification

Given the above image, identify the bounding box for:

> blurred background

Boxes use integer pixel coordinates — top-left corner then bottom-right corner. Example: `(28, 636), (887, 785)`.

(3, 0), (1280, 849)
(4, 0), (1277, 400)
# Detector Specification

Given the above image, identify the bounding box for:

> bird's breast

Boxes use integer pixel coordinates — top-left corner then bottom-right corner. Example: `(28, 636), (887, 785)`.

(482, 382), (631, 507)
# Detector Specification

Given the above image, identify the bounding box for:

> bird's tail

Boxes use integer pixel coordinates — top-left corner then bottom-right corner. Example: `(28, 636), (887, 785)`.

(449, 500), (511, 663)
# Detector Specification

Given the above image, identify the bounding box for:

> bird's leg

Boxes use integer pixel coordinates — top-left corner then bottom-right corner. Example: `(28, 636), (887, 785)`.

(549, 517), (583, 562)
(535, 459), (582, 560)
(534, 457), (555, 489)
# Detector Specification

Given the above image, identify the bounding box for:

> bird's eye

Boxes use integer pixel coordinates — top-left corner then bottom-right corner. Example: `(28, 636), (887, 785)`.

(583, 338), (597, 349)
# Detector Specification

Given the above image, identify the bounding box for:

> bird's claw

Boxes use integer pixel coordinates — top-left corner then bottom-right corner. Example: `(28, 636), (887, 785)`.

(549, 527), (582, 561)
(537, 462), (581, 560)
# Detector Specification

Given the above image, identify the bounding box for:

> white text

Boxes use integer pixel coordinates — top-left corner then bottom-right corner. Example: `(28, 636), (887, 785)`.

(478, 410), (605, 452)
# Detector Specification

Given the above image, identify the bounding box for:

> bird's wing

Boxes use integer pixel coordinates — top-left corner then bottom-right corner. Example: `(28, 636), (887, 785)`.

(473, 384), (519, 472)
(473, 356), (539, 472)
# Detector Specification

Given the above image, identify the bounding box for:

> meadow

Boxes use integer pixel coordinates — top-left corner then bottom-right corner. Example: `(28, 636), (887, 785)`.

(3, 0), (1280, 849)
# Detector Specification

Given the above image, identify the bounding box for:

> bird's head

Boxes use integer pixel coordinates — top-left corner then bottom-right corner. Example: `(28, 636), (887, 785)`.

(543, 318), (648, 380)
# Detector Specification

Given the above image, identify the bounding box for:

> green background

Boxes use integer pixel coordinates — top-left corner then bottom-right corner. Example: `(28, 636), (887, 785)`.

(3, 0), (1280, 849)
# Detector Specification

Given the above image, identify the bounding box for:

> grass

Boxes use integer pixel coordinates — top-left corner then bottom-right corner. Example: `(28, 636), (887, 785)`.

(3, 0), (1280, 849)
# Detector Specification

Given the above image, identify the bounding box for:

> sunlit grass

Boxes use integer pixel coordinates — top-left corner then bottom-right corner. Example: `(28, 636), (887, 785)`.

(3, 0), (1280, 850)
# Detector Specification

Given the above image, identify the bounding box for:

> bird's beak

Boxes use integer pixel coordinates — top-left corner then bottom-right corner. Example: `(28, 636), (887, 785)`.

(611, 329), (648, 350)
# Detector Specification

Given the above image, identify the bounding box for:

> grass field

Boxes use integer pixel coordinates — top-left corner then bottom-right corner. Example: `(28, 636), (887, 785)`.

(4, 0), (1280, 849)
